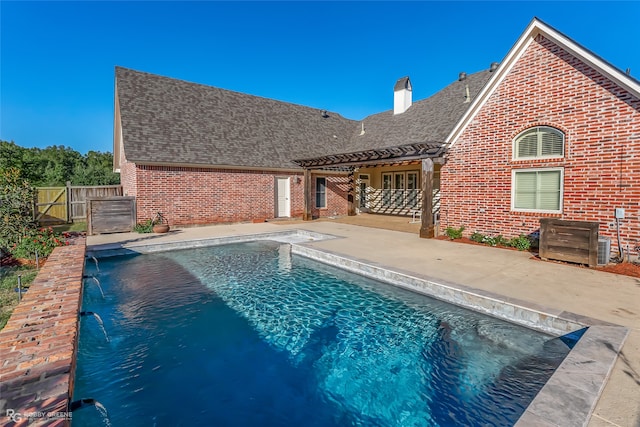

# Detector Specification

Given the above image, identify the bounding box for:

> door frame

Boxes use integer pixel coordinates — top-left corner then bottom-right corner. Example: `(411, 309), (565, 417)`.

(274, 176), (291, 218)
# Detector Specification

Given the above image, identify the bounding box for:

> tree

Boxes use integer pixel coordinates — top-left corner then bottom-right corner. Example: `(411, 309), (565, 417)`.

(0, 168), (36, 252)
(0, 140), (120, 186)
(71, 151), (120, 185)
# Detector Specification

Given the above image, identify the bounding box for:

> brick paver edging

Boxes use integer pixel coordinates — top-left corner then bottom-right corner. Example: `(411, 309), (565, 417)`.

(0, 241), (86, 426)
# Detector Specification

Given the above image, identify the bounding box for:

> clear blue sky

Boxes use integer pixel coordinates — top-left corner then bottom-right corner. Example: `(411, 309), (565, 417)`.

(2, 1), (639, 155)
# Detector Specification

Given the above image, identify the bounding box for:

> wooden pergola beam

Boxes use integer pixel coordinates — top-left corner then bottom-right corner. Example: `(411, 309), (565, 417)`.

(420, 158), (435, 238)
(303, 168), (312, 221)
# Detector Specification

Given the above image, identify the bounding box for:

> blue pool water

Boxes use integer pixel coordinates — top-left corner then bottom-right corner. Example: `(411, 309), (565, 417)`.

(73, 241), (575, 426)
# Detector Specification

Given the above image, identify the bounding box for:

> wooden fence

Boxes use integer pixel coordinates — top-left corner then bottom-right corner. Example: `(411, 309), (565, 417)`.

(35, 187), (68, 225)
(35, 182), (122, 225)
(86, 197), (136, 235)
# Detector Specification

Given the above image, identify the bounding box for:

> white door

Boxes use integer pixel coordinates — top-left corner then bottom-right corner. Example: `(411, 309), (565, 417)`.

(276, 177), (290, 217)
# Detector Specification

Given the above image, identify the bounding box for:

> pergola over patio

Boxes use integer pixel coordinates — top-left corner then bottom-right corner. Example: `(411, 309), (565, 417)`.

(293, 141), (447, 238)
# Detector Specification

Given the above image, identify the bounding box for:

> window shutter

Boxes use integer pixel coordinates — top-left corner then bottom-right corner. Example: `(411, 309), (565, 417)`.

(517, 132), (538, 158)
(514, 170), (561, 211)
(537, 171), (561, 210)
(540, 129), (563, 156)
(515, 126), (564, 159)
(514, 172), (536, 209)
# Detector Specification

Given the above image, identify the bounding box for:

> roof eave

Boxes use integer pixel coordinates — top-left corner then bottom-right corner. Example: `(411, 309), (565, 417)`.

(127, 160), (305, 173)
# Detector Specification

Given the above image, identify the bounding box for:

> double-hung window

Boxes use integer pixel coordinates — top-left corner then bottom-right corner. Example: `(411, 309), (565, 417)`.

(512, 168), (563, 212)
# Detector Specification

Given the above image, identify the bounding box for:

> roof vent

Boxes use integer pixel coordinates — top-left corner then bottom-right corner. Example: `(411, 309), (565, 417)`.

(490, 62), (499, 72)
(458, 72), (467, 81)
(626, 68), (631, 76)
(321, 110), (329, 118)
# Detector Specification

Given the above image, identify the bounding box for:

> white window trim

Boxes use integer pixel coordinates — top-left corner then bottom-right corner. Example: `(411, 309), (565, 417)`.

(512, 126), (565, 161)
(511, 167), (564, 214)
(315, 177), (327, 209)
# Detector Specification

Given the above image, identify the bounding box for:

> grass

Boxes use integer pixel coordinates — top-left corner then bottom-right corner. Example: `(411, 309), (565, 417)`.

(52, 221), (86, 233)
(0, 266), (38, 330)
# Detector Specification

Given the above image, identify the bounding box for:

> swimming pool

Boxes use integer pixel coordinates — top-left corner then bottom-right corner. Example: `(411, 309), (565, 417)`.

(73, 240), (577, 426)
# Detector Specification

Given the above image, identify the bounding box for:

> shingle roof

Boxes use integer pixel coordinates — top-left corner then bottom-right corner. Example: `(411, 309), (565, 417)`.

(115, 67), (355, 169)
(115, 67), (492, 169)
(342, 70), (491, 154)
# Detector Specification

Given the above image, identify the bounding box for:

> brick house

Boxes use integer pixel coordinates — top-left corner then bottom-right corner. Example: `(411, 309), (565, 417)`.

(114, 64), (490, 231)
(113, 67), (355, 225)
(440, 18), (640, 257)
(114, 18), (639, 256)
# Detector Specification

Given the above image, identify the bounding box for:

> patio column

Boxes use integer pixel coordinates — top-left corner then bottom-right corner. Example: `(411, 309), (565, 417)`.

(347, 170), (356, 216)
(303, 168), (312, 221)
(420, 158), (434, 238)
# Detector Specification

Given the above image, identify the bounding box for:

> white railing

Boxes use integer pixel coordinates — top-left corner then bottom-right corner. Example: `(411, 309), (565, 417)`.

(357, 188), (440, 216)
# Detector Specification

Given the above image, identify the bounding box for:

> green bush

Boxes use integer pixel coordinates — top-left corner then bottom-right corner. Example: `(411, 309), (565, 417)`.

(444, 226), (465, 240)
(467, 230), (532, 251)
(470, 232), (485, 243)
(134, 219), (154, 233)
(509, 234), (532, 251)
(483, 234), (508, 247)
(10, 227), (66, 260)
(0, 168), (37, 252)
(134, 212), (166, 233)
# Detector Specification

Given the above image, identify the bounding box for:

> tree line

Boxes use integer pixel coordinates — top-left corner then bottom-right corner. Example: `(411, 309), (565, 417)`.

(0, 140), (120, 187)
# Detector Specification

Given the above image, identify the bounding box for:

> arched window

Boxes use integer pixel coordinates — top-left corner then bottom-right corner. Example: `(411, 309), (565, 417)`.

(514, 126), (564, 159)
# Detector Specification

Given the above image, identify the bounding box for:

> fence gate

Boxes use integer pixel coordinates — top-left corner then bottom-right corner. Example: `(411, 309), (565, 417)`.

(68, 184), (123, 222)
(35, 187), (68, 225)
(35, 182), (123, 225)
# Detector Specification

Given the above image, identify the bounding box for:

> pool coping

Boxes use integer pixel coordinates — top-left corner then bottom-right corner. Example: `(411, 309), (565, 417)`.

(86, 229), (629, 427)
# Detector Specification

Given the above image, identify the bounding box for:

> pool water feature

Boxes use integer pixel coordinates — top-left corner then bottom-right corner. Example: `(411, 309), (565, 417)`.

(74, 241), (577, 426)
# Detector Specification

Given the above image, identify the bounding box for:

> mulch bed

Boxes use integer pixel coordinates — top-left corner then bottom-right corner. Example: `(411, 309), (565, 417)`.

(596, 262), (640, 278)
(437, 236), (640, 278)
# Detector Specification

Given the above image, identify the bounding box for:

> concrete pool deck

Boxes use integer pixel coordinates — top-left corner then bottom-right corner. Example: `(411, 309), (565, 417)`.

(87, 220), (640, 427)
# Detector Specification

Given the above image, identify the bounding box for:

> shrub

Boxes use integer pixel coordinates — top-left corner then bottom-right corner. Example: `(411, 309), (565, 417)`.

(134, 212), (167, 233)
(10, 227), (66, 260)
(134, 219), (154, 233)
(0, 168), (37, 252)
(509, 234), (532, 251)
(470, 232), (485, 243)
(444, 226), (465, 240)
(483, 234), (508, 247)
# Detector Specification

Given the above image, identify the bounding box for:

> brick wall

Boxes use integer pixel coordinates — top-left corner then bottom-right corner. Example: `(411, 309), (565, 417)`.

(119, 159), (137, 198)
(131, 165), (349, 225)
(440, 34), (640, 255)
(311, 174), (350, 218)
(0, 242), (86, 426)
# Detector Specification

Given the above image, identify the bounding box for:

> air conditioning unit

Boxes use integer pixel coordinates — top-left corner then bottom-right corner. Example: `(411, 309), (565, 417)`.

(598, 237), (611, 265)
